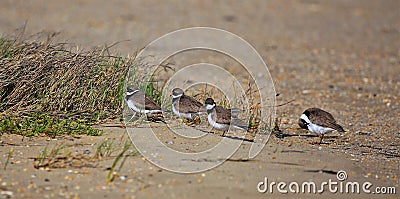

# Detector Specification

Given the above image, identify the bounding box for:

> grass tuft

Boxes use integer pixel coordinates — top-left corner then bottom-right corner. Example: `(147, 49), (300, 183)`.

(33, 143), (97, 169)
(0, 35), (133, 136)
(93, 139), (115, 159)
(106, 141), (137, 183)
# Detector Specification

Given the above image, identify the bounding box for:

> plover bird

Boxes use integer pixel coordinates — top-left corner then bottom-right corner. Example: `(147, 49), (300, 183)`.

(171, 88), (206, 120)
(126, 85), (166, 122)
(204, 98), (248, 136)
(298, 107), (345, 144)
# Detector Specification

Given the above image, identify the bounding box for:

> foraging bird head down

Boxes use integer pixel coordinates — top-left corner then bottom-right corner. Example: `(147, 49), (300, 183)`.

(298, 107), (345, 133)
(298, 108), (319, 130)
(171, 88), (184, 99)
(298, 117), (309, 130)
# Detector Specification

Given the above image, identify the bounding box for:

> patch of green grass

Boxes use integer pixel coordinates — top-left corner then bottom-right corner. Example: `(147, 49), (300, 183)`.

(144, 80), (163, 105)
(0, 113), (102, 137)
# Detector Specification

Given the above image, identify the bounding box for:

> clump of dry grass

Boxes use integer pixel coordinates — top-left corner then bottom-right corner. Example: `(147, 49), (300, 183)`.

(0, 36), (132, 123)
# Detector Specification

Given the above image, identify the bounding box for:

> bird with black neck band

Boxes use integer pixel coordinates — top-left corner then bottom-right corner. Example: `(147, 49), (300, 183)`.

(171, 88), (206, 124)
(299, 107), (345, 144)
(125, 85), (166, 123)
(204, 98), (248, 136)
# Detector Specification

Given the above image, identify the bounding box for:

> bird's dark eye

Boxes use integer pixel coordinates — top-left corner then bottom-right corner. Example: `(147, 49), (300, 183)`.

(298, 119), (309, 129)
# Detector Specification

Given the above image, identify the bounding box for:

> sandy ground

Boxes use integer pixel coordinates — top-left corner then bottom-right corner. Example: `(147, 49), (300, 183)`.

(0, 0), (399, 198)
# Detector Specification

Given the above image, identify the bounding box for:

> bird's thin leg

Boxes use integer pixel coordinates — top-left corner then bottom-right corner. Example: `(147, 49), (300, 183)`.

(127, 111), (138, 123)
(319, 134), (325, 145)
